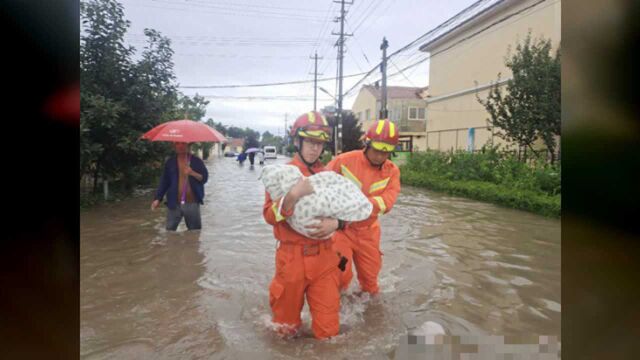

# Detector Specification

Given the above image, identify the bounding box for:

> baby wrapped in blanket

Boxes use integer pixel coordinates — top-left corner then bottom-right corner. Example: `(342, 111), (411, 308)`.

(260, 164), (372, 239)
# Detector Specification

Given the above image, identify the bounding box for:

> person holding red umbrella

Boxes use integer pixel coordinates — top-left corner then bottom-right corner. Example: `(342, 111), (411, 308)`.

(150, 142), (208, 231)
(142, 119), (220, 231)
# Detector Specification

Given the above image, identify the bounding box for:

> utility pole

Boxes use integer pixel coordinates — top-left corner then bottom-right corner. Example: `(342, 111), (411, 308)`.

(310, 52), (323, 111)
(380, 37), (389, 119)
(332, 0), (353, 154)
(284, 113), (288, 154)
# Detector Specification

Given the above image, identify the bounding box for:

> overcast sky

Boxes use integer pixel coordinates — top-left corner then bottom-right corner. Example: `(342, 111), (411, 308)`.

(118, 0), (488, 136)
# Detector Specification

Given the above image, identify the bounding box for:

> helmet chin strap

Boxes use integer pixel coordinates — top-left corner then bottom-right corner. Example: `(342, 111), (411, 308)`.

(364, 143), (385, 169)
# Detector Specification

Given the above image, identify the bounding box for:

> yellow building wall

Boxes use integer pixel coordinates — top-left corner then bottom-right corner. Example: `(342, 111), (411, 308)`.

(413, 135), (427, 151)
(425, 0), (561, 152)
(351, 89), (378, 131)
(351, 89), (429, 151)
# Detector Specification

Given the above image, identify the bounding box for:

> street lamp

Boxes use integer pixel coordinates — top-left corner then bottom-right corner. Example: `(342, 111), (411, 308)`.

(318, 86), (341, 155)
(318, 87), (337, 102)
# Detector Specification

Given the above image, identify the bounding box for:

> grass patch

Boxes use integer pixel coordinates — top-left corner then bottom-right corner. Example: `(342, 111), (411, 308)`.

(400, 147), (560, 217)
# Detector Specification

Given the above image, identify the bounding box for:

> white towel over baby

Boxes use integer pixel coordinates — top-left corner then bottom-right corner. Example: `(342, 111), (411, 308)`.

(260, 164), (372, 239)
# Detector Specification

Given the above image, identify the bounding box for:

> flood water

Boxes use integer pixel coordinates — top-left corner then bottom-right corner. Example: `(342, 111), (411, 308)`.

(81, 155), (560, 359)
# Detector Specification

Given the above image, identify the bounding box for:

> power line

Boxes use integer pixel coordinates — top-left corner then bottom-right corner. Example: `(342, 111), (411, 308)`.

(348, 0), (385, 33)
(302, 1), (336, 107)
(333, 0), (354, 154)
(170, 53), (310, 59)
(129, 2), (326, 22)
(389, 58), (417, 87)
(200, 95), (334, 101)
(387, 0), (495, 59)
(126, 34), (330, 40)
(179, 71), (368, 89)
(148, 0), (328, 17)
(345, 19), (371, 65)
(125, 37), (331, 47)
(343, 0), (551, 98)
(340, 0), (491, 98)
(160, 0), (330, 14)
(346, 45), (365, 73)
(351, 0), (391, 34)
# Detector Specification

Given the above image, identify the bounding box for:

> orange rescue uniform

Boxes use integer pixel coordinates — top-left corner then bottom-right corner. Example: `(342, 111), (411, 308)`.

(327, 149), (401, 294)
(263, 156), (341, 339)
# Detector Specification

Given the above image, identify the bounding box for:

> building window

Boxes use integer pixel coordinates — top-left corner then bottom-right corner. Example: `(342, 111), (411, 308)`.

(358, 112), (362, 122)
(409, 107), (426, 120)
(365, 109), (370, 121)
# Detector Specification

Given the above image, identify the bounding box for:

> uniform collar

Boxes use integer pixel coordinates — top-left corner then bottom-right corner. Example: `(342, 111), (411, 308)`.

(290, 154), (324, 175)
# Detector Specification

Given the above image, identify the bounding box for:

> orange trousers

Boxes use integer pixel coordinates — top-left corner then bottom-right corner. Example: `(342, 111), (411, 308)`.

(333, 221), (382, 294)
(268, 241), (341, 339)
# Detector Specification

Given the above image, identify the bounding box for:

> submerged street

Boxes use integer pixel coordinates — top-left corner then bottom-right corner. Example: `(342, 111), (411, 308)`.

(81, 155), (560, 359)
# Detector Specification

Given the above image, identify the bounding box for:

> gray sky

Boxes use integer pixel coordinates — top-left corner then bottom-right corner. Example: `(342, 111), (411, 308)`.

(119, 0), (487, 136)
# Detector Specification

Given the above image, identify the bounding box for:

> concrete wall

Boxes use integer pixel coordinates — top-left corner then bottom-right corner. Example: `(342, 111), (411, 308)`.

(424, 0), (561, 152)
(351, 88), (428, 152)
(351, 88), (378, 132)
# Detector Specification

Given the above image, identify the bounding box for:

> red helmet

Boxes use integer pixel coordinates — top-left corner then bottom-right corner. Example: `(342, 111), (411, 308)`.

(290, 111), (332, 142)
(365, 119), (399, 152)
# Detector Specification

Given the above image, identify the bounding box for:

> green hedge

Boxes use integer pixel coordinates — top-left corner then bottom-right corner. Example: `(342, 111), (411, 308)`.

(401, 170), (560, 217)
(400, 147), (560, 217)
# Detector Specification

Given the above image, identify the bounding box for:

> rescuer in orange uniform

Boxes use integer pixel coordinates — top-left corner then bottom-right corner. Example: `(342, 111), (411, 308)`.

(327, 119), (401, 295)
(263, 111), (344, 339)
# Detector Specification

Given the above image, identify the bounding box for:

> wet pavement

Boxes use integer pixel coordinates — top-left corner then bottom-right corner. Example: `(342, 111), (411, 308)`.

(81, 154), (560, 359)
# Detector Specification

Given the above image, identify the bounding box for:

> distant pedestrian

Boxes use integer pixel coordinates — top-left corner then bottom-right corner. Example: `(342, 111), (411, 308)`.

(237, 152), (247, 165)
(257, 150), (265, 165)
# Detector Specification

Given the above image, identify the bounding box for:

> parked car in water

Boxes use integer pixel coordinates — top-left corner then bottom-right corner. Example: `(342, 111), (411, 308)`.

(263, 146), (277, 159)
(224, 151), (236, 157)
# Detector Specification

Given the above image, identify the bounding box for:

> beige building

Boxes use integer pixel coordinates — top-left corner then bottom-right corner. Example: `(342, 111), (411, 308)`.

(351, 85), (428, 151)
(226, 138), (244, 153)
(419, 0), (561, 152)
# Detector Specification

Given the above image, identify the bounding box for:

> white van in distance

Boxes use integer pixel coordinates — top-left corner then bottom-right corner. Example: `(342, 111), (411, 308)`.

(263, 146), (277, 159)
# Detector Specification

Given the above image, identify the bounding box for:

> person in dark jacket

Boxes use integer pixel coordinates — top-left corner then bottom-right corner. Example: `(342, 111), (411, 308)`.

(237, 152), (247, 165)
(151, 142), (209, 231)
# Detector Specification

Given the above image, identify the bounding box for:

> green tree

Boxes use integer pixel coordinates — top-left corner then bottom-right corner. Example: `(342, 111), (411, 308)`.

(341, 112), (365, 152)
(119, 28), (179, 190)
(477, 33), (561, 163)
(80, 0), (134, 192)
(173, 93), (210, 156)
(81, 0), (187, 195)
(325, 111), (364, 154)
(244, 132), (260, 150)
(175, 93), (209, 121)
(207, 119), (228, 135)
(226, 126), (245, 139)
(261, 130), (275, 144)
(260, 131), (283, 152)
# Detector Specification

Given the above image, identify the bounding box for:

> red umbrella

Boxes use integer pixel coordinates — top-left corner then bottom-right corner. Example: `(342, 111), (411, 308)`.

(141, 119), (227, 143)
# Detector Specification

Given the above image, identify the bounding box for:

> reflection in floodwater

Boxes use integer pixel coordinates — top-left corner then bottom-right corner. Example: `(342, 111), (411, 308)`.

(81, 156), (560, 359)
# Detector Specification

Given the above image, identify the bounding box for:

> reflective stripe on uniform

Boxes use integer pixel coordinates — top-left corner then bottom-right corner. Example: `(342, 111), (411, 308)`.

(340, 165), (362, 188)
(272, 200), (286, 222)
(369, 177), (390, 194)
(372, 196), (386, 215)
